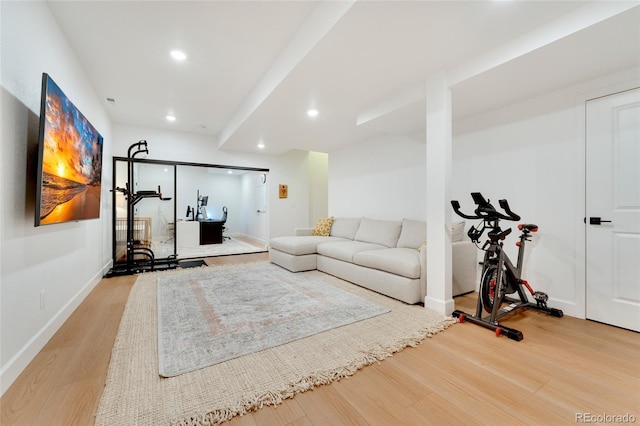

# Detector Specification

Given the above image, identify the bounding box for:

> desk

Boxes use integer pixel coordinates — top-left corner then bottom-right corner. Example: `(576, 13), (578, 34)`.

(200, 221), (224, 245)
(177, 221), (199, 246)
(176, 220), (224, 246)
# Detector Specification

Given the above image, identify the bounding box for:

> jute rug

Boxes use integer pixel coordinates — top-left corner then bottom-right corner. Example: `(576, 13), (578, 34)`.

(96, 262), (456, 426)
(157, 263), (390, 377)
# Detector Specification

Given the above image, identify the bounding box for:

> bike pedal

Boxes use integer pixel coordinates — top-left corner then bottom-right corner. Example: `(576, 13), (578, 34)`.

(533, 291), (548, 302)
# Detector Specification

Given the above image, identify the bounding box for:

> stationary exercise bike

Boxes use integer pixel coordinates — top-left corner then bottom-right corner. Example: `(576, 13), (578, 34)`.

(450, 192), (563, 341)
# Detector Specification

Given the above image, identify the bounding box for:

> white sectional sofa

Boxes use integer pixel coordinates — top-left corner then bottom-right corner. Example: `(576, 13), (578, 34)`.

(269, 217), (477, 304)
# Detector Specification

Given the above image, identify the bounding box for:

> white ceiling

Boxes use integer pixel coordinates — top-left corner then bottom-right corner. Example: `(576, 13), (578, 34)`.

(47, 1), (640, 155)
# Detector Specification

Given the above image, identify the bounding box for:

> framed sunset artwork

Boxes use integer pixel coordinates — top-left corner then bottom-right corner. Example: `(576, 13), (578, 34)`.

(35, 73), (104, 226)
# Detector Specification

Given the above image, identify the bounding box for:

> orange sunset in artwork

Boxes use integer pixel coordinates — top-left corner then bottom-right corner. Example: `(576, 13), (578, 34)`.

(36, 74), (103, 226)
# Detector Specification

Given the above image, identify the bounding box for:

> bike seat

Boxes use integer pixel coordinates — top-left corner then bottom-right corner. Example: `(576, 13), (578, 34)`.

(518, 224), (538, 232)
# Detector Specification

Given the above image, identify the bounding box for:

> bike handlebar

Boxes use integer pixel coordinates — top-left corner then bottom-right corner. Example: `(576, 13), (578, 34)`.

(451, 200), (481, 220)
(451, 192), (521, 222)
(498, 199), (521, 221)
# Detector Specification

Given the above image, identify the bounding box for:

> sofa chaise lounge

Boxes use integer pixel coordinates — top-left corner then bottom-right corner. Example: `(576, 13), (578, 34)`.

(269, 217), (477, 304)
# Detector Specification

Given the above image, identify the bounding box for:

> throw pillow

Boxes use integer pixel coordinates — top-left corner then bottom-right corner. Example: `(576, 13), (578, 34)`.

(396, 219), (427, 249)
(452, 220), (465, 242)
(312, 217), (334, 236)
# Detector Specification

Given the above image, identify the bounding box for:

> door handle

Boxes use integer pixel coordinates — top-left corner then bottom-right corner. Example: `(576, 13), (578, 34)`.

(589, 217), (612, 225)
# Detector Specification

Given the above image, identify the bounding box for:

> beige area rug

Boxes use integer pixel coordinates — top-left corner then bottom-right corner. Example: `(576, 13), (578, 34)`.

(176, 238), (265, 259)
(157, 263), (390, 377)
(96, 262), (456, 426)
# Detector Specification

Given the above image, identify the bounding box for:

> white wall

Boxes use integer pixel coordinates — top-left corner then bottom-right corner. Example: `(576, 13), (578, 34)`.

(0, 1), (113, 395)
(268, 149), (313, 237)
(329, 133), (426, 221)
(308, 151), (328, 225)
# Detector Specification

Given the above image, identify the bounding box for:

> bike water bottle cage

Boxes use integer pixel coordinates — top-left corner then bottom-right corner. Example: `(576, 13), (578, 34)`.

(467, 224), (484, 243)
(488, 227), (511, 242)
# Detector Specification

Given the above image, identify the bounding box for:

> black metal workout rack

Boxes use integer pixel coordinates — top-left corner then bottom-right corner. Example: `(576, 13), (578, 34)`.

(106, 141), (178, 277)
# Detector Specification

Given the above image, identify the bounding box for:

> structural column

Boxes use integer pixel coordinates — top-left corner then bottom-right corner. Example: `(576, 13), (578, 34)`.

(424, 72), (455, 315)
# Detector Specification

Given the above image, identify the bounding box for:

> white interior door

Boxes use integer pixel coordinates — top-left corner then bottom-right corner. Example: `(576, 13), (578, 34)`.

(586, 88), (640, 332)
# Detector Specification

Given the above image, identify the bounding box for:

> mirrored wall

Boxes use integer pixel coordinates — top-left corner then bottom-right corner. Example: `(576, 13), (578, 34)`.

(112, 157), (269, 266)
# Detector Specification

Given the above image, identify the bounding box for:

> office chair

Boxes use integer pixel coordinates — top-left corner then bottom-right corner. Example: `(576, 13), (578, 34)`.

(221, 206), (230, 240)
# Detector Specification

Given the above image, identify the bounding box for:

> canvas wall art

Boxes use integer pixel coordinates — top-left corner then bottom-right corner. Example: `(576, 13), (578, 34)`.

(35, 74), (104, 226)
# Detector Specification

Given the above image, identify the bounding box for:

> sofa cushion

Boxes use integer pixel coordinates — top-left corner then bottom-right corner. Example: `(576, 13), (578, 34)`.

(396, 219), (427, 249)
(317, 241), (386, 263)
(353, 218), (402, 248)
(312, 217), (334, 236)
(270, 235), (346, 256)
(353, 248), (421, 279)
(330, 217), (361, 239)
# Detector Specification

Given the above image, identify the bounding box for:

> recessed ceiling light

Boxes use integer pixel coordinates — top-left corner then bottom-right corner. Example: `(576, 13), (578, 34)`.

(228, 170), (233, 174)
(257, 141), (265, 149)
(170, 50), (187, 61)
(166, 115), (176, 122)
(307, 109), (319, 117)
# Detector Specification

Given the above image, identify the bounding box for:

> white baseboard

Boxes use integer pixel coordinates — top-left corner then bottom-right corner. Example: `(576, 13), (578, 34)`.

(547, 297), (579, 319)
(424, 295), (456, 316)
(233, 233), (267, 248)
(0, 261), (109, 397)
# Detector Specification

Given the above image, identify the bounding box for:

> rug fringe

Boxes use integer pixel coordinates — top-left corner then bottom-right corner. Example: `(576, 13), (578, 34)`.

(171, 319), (456, 426)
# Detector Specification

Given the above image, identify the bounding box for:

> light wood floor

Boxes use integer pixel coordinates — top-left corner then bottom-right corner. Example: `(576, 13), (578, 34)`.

(2, 252), (638, 425)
